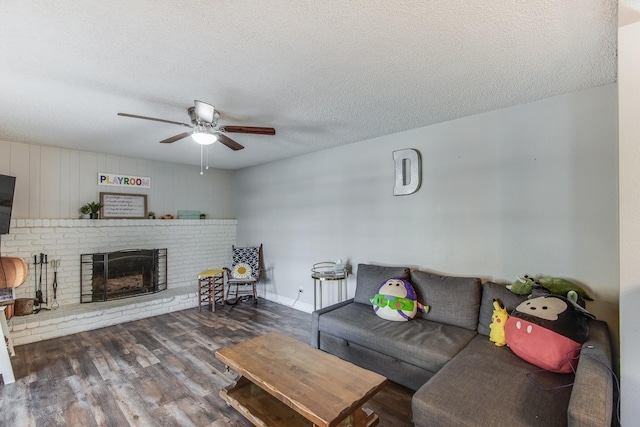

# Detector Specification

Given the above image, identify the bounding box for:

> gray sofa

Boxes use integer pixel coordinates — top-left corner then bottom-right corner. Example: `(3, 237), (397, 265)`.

(311, 264), (613, 427)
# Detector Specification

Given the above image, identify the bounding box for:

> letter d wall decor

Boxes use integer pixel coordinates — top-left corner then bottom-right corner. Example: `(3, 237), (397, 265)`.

(393, 149), (422, 196)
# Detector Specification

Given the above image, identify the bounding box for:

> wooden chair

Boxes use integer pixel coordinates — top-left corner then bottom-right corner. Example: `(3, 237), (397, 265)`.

(224, 244), (263, 305)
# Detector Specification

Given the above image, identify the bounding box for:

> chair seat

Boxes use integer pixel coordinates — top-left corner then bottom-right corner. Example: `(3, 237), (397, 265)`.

(228, 278), (257, 284)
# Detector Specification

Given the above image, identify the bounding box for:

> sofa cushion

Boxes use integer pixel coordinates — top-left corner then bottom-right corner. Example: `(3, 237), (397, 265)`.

(410, 270), (481, 330)
(353, 264), (410, 305)
(478, 281), (528, 336)
(412, 334), (573, 427)
(318, 302), (476, 373)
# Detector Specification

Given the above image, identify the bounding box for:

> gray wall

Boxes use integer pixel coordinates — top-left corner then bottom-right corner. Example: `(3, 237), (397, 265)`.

(234, 84), (619, 337)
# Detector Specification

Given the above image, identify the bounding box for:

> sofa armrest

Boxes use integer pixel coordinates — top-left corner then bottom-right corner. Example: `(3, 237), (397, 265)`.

(568, 320), (614, 427)
(310, 298), (354, 348)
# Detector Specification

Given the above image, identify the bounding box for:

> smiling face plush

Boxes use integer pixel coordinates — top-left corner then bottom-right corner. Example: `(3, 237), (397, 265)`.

(370, 278), (418, 321)
(505, 295), (592, 373)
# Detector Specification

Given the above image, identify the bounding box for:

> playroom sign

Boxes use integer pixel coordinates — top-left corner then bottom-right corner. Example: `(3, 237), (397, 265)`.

(98, 173), (151, 189)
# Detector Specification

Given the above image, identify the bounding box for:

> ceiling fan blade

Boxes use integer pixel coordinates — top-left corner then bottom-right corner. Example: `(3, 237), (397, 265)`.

(218, 134), (244, 151)
(160, 132), (191, 144)
(118, 113), (192, 128)
(222, 126), (276, 135)
(194, 100), (215, 123)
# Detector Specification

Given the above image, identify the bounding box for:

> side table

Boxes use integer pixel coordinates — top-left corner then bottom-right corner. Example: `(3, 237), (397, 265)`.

(312, 262), (349, 311)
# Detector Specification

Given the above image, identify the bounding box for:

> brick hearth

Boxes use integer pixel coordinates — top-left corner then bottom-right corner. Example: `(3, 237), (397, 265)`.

(1, 218), (236, 344)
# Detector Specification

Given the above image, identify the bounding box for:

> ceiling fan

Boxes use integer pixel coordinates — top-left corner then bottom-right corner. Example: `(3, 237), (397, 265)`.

(118, 100), (275, 151)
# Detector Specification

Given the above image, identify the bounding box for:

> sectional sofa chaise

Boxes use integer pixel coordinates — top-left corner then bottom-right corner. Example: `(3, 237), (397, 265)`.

(311, 264), (613, 426)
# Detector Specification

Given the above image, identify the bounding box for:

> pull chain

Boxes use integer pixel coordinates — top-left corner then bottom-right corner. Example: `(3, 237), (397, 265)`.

(200, 144), (204, 175)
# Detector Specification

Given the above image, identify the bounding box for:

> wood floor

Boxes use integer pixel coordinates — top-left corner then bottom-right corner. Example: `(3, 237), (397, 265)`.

(1, 299), (414, 426)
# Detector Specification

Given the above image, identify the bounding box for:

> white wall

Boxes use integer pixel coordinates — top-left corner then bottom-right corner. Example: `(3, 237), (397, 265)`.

(619, 18), (640, 426)
(234, 85), (619, 337)
(0, 141), (235, 219)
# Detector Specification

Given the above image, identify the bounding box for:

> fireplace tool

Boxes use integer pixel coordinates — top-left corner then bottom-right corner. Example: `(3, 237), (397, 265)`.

(50, 259), (60, 309)
(33, 253), (49, 313)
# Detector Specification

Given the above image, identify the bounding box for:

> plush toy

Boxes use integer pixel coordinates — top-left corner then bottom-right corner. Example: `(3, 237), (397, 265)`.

(489, 299), (509, 346)
(505, 294), (594, 373)
(370, 278), (429, 321)
(508, 275), (593, 301)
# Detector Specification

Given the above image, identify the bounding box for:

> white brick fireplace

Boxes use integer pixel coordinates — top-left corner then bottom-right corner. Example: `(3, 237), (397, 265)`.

(1, 218), (236, 345)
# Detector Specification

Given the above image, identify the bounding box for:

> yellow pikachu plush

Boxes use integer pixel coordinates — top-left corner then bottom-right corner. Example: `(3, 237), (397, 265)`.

(489, 299), (509, 346)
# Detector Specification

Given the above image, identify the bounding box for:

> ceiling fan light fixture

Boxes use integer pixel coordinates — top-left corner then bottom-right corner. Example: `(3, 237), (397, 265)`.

(192, 130), (218, 145)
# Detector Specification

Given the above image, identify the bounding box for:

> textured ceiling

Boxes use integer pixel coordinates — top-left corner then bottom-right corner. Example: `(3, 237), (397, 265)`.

(0, 1), (617, 170)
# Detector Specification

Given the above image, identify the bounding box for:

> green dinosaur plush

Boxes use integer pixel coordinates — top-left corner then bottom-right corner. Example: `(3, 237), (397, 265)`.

(508, 275), (593, 301)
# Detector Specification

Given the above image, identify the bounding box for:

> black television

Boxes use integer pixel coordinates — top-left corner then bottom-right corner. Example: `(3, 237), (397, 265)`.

(0, 174), (16, 235)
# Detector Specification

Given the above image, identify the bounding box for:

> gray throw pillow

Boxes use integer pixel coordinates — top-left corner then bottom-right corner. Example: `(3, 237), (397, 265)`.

(477, 281), (527, 336)
(410, 270), (481, 330)
(353, 264), (410, 305)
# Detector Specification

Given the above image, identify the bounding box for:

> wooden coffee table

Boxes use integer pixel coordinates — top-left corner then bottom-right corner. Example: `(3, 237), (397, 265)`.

(215, 332), (387, 427)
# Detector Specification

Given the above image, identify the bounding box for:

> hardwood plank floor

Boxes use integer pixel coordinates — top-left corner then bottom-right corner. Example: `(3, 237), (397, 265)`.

(1, 299), (414, 426)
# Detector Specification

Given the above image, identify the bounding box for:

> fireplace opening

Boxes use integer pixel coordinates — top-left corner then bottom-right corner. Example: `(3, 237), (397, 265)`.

(80, 248), (167, 303)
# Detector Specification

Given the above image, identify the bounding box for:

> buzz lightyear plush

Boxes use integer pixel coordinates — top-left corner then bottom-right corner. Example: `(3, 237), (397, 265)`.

(370, 278), (429, 321)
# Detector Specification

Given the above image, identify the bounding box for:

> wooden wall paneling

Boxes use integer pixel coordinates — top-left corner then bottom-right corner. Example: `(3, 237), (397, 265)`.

(148, 162), (164, 216)
(105, 154), (120, 176)
(122, 156), (145, 196)
(119, 157), (137, 175)
(78, 152), (99, 204)
(135, 159), (149, 177)
(9, 142), (30, 219)
(173, 165), (193, 214)
(28, 145), (41, 218)
(68, 150), (81, 219)
(39, 146), (61, 218)
(136, 159), (151, 212)
(59, 149), (71, 218)
(97, 153), (107, 180)
(2, 141), (233, 221)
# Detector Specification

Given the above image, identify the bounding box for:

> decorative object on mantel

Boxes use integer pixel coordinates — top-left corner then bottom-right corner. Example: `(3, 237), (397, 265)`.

(148, 211), (156, 219)
(159, 214), (174, 219)
(200, 213), (206, 219)
(100, 192), (147, 219)
(178, 210), (201, 219)
(88, 201), (103, 219)
(79, 204), (91, 219)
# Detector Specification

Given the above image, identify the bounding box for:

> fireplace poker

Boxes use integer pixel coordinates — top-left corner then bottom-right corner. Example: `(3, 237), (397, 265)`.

(34, 253), (50, 313)
(44, 253), (48, 305)
(51, 259), (60, 309)
(33, 254), (39, 304)
(34, 254), (43, 306)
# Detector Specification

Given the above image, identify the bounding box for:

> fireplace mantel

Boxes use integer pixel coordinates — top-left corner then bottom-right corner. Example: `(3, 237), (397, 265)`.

(10, 218), (236, 228)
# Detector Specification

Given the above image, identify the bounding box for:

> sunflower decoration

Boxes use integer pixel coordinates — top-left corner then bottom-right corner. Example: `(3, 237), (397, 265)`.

(232, 263), (253, 279)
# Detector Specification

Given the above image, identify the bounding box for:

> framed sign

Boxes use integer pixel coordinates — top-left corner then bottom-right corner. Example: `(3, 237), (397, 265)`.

(100, 192), (147, 219)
